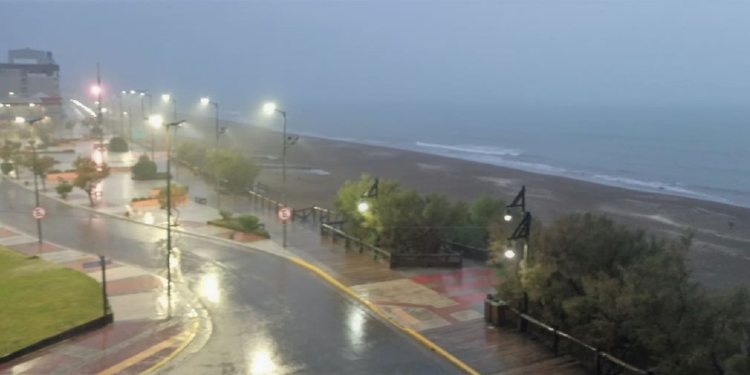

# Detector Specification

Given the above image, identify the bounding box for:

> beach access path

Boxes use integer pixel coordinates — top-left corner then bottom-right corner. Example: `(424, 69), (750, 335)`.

(5, 137), (587, 374)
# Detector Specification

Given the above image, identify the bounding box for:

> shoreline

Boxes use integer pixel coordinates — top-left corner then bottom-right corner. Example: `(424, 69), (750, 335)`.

(286, 128), (746, 210)
(199, 117), (750, 289)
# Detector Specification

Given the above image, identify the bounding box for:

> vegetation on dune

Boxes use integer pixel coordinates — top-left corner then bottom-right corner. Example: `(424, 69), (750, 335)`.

(334, 174), (506, 254)
(495, 213), (750, 374)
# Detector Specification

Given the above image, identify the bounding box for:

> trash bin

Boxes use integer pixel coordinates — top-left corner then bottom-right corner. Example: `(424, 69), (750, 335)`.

(484, 295), (508, 326)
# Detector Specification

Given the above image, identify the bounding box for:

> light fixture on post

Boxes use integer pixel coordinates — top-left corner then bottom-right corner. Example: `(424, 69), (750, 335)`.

(358, 178), (379, 213)
(23, 117), (45, 250)
(262, 101), (298, 248)
(150, 114), (185, 318)
(504, 185), (532, 332)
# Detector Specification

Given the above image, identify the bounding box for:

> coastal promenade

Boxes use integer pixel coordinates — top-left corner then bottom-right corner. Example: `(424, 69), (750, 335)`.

(0, 224), (200, 375)
(85, 139), (587, 374)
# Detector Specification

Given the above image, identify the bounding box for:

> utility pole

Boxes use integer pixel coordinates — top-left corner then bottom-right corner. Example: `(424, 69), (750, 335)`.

(96, 63), (103, 148)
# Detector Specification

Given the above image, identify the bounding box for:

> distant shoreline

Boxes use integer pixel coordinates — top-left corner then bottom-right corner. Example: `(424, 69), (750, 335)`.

(199, 116), (750, 289)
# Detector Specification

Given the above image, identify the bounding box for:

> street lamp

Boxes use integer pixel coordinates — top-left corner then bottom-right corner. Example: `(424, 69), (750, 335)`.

(23, 117), (45, 249)
(262, 101), (298, 248)
(92, 64), (104, 149)
(504, 185), (532, 332)
(199, 97), (221, 145)
(162, 93), (176, 121)
(358, 178), (379, 213)
(150, 114), (185, 317)
(138, 91), (154, 158)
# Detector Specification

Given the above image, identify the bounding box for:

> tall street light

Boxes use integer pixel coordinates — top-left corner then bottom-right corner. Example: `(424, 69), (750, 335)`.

(200, 97), (226, 209)
(199, 97), (223, 145)
(263, 102), (298, 248)
(149, 114), (185, 318)
(504, 185), (532, 332)
(139, 91), (154, 159)
(162, 93), (177, 122)
(22, 117), (45, 249)
(91, 63), (104, 149)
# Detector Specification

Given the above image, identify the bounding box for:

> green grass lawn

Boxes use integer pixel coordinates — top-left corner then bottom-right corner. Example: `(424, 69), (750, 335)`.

(0, 246), (102, 357)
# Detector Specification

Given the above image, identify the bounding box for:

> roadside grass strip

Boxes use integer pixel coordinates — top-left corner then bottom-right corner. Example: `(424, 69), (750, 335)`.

(0, 246), (102, 356)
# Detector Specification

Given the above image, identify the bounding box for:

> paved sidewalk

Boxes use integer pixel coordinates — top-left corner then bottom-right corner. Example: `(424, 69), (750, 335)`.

(0, 225), (199, 375)
(18, 138), (584, 374)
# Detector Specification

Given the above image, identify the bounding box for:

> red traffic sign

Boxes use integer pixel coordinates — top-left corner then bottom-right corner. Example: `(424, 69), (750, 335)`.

(278, 207), (292, 221)
(32, 206), (46, 220)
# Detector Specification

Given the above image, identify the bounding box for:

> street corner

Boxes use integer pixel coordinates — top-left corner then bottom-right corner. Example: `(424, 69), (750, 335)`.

(89, 317), (200, 375)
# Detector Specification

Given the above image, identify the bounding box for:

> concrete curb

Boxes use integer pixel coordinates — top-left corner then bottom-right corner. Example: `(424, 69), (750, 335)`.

(141, 320), (200, 375)
(2, 175), (480, 374)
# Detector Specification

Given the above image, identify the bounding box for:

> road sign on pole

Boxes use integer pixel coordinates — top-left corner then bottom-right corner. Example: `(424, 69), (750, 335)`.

(32, 206), (46, 220)
(278, 207), (292, 221)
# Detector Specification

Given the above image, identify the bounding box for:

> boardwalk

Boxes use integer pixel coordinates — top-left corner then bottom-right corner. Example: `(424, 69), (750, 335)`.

(249, 213), (587, 374)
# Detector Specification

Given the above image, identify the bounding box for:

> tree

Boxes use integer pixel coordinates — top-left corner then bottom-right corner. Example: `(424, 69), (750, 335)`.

(205, 148), (261, 193)
(31, 155), (57, 190)
(0, 141), (20, 176)
(55, 180), (73, 199)
(131, 155), (158, 179)
(156, 184), (189, 209)
(176, 139), (207, 168)
(72, 157), (110, 207)
(334, 175), (472, 254)
(494, 213), (750, 373)
(108, 136), (129, 152)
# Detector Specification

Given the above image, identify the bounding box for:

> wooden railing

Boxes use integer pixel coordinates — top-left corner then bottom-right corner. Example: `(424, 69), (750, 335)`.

(443, 241), (490, 262)
(320, 223), (391, 261)
(389, 252), (463, 268)
(494, 300), (653, 375)
(247, 189), (283, 212)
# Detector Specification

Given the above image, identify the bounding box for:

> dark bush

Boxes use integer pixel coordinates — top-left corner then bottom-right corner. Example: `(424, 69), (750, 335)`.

(55, 181), (73, 199)
(1, 162), (13, 175)
(237, 215), (260, 231)
(131, 155), (158, 179)
(108, 137), (129, 152)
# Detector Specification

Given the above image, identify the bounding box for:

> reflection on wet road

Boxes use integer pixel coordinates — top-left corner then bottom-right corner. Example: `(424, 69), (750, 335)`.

(0, 180), (459, 374)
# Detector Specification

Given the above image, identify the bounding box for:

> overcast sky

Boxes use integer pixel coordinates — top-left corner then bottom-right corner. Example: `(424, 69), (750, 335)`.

(2, 0), (749, 117)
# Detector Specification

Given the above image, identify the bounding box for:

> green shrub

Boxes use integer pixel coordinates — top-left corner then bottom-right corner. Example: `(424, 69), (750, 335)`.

(131, 155), (157, 179)
(219, 209), (234, 220)
(108, 137), (129, 152)
(237, 215), (260, 231)
(1, 162), (13, 175)
(55, 181), (73, 199)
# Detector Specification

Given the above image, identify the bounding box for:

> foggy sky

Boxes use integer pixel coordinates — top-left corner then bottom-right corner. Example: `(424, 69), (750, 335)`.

(2, 0), (750, 118)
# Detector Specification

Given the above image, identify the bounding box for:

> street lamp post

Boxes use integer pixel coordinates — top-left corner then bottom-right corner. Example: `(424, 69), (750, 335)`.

(149, 114), (185, 318)
(199, 97), (221, 145)
(263, 102), (299, 248)
(92, 64), (104, 149)
(23, 117), (45, 248)
(504, 185), (532, 332)
(200, 97), (224, 209)
(139, 91), (154, 159)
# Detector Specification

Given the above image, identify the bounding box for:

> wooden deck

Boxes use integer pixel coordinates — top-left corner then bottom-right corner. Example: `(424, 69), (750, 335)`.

(424, 320), (587, 375)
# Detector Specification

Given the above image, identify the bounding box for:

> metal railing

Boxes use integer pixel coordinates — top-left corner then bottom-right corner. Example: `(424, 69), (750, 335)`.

(320, 223), (391, 261)
(444, 241), (490, 262)
(500, 304), (653, 375)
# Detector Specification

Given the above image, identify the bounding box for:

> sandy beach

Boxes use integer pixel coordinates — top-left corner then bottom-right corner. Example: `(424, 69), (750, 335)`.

(195, 120), (750, 290)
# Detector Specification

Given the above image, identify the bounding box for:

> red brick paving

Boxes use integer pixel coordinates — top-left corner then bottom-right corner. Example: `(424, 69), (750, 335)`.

(0, 227), (18, 238)
(7, 241), (63, 255)
(105, 275), (164, 296)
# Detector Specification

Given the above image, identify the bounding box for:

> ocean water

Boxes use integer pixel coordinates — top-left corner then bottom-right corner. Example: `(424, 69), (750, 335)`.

(242, 105), (750, 208)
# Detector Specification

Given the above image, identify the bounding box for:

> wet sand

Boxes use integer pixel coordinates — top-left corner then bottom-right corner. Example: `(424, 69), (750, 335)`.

(204, 121), (750, 290)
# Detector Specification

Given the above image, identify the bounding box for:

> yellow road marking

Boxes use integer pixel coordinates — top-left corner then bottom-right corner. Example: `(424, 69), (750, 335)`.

(98, 321), (199, 375)
(287, 256), (480, 375)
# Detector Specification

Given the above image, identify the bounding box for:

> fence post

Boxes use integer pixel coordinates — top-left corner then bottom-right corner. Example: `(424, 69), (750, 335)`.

(553, 328), (559, 356)
(344, 237), (350, 251)
(359, 239), (364, 253)
(99, 255), (108, 316)
(595, 349), (601, 375)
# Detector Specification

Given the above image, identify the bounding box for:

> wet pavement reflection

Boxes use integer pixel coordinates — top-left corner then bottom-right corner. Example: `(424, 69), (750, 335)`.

(0, 180), (459, 374)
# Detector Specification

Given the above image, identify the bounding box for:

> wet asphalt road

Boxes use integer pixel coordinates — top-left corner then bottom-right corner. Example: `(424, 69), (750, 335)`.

(0, 179), (459, 374)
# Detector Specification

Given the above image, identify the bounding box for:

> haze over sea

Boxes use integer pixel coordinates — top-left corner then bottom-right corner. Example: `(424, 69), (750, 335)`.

(3, 1), (749, 207)
(241, 103), (750, 208)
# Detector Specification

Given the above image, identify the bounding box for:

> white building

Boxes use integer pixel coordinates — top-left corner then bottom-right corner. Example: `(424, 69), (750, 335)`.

(0, 48), (63, 123)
